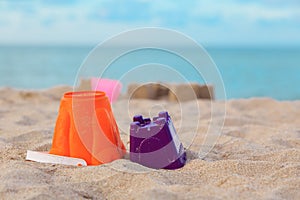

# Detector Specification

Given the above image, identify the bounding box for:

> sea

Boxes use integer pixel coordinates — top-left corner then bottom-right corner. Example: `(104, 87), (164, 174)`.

(0, 45), (299, 100)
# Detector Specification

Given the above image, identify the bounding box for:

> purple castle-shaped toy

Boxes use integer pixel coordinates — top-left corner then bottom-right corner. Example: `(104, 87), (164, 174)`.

(130, 111), (186, 169)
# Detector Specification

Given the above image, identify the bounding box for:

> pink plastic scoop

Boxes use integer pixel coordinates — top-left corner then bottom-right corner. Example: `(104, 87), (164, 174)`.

(91, 78), (122, 103)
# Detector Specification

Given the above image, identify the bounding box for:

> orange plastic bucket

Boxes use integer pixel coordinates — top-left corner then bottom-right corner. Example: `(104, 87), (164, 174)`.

(49, 91), (126, 165)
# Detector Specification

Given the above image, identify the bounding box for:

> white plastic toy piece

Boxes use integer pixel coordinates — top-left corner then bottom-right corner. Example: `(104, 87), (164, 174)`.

(26, 150), (87, 166)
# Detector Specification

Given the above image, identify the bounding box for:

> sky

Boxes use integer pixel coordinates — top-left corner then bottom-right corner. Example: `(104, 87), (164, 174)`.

(0, 0), (299, 46)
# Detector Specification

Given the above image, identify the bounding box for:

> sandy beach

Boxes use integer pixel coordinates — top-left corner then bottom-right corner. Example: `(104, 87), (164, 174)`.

(0, 86), (299, 199)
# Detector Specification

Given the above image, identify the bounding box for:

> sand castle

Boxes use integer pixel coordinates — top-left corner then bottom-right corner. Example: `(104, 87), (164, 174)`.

(128, 83), (214, 101)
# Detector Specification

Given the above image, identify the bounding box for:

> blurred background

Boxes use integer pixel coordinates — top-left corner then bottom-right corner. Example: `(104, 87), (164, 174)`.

(0, 0), (299, 100)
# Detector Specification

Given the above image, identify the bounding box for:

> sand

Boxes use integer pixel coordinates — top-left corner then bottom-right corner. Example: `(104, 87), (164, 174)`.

(0, 86), (299, 200)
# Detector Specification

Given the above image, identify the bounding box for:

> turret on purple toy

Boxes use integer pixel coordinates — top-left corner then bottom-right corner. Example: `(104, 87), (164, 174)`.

(130, 111), (186, 169)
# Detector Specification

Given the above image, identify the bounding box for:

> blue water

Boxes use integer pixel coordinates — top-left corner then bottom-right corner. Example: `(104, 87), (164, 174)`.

(0, 45), (299, 100)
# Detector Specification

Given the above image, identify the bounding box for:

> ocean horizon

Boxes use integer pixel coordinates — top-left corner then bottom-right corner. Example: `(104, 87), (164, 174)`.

(0, 45), (299, 100)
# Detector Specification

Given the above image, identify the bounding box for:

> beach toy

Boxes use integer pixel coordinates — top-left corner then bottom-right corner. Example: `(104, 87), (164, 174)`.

(49, 91), (126, 165)
(130, 111), (186, 169)
(91, 78), (122, 103)
(26, 150), (87, 166)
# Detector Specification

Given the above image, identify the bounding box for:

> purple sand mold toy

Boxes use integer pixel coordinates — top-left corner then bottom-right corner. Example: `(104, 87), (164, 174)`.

(130, 111), (186, 169)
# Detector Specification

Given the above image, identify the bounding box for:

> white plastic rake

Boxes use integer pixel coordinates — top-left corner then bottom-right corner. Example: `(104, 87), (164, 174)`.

(26, 150), (87, 166)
